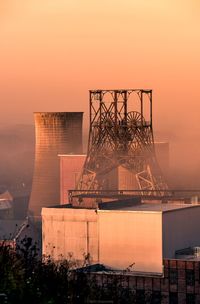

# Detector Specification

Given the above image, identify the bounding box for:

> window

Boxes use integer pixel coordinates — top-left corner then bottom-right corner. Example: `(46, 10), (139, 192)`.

(186, 294), (195, 304)
(186, 270), (195, 286)
(169, 292), (178, 304)
(169, 269), (178, 285)
(136, 290), (145, 303)
(151, 291), (161, 304)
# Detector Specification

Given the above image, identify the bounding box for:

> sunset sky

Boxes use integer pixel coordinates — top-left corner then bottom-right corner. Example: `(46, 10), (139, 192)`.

(0, 0), (200, 140)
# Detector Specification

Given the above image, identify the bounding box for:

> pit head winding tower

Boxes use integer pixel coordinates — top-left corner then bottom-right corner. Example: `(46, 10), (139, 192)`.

(76, 89), (168, 194)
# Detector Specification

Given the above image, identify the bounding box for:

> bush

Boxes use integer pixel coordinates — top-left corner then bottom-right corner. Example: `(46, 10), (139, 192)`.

(0, 238), (158, 303)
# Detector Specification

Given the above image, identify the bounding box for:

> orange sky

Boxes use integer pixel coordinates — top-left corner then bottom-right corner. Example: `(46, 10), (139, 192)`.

(0, 0), (200, 139)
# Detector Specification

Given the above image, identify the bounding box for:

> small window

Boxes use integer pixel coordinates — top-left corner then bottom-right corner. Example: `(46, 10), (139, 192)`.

(186, 269), (195, 286)
(136, 290), (145, 303)
(169, 292), (178, 304)
(151, 291), (161, 304)
(186, 293), (195, 304)
(169, 269), (178, 285)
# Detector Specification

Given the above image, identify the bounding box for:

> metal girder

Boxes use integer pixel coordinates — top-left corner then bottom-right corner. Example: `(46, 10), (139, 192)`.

(76, 89), (168, 193)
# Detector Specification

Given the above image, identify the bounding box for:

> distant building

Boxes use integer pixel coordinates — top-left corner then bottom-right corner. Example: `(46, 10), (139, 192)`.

(59, 141), (169, 202)
(0, 191), (13, 219)
(59, 154), (86, 204)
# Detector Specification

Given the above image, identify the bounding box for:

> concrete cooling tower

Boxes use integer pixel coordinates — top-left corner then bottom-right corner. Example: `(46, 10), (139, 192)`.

(29, 112), (83, 217)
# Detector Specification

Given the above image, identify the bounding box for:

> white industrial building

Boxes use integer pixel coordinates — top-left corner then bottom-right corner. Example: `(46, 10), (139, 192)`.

(42, 201), (200, 275)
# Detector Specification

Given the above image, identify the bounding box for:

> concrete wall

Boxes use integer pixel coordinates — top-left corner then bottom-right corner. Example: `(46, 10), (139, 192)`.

(42, 207), (163, 274)
(59, 155), (86, 204)
(42, 204), (200, 273)
(29, 112), (83, 216)
(106, 166), (138, 191)
(118, 166), (138, 190)
(98, 210), (163, 273)
(163, 205), (200, 258)
(42, 207), (98, 263)
(43, 204), (200, 272)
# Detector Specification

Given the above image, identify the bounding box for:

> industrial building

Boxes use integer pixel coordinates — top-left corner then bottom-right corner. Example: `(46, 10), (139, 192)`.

(40, 89), (200, 268)
(29, 112), (83, 217)
(72, 259), (200, 303)
(59, 154), (86, 204)
(59, 141), (169, 205)
(0, 191), (13, 219)
(29, 90), (170, 216)
(27, 89), (200, 303)
(42, 200), (200, 274)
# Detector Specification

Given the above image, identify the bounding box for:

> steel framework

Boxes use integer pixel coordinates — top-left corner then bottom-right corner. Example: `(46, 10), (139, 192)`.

(76, 89), (168, 194)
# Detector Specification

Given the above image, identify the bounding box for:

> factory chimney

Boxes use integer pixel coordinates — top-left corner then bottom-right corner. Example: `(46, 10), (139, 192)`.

(29, 112), (83, 217)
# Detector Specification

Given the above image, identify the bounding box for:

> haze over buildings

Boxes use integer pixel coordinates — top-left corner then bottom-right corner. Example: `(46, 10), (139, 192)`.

(0, 2), (200, 303)
(0, 1), (200, 192)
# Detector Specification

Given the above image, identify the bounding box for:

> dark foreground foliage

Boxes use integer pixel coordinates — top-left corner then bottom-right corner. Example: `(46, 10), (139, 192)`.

(0, 238), (160, 304)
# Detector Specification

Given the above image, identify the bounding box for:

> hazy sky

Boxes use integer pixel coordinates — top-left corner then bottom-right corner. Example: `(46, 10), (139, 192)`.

(0, 0), (200, 137)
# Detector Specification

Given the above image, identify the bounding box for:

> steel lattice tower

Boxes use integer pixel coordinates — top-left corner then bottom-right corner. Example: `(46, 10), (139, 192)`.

(76, 89), (168, 194)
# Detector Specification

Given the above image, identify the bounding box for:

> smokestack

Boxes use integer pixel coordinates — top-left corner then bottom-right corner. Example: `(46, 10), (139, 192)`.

(29, 112), (83, 217)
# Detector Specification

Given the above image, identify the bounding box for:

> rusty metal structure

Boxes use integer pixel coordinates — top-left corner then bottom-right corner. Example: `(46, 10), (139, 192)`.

(76, 89), (168, 194)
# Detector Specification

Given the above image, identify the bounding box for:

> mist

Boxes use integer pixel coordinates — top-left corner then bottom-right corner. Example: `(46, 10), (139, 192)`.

(155, 123), (200, 189)
(0, 124), (34, 196)
(0, 116), (200, 201)
(0, 0), (200, 192)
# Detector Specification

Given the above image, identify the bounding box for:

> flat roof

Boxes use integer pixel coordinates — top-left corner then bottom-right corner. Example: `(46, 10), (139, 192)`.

(58, 154), (86, 157)
(99, 201), (200, 213)
(154, 141), (169, 144)
(34, 111), (83, 113)
(75, 263), (163, 278)
(43, 200), (200, 214)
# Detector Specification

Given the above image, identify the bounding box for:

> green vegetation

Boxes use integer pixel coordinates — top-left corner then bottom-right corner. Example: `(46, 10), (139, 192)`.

(0, 238), (159, 303)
